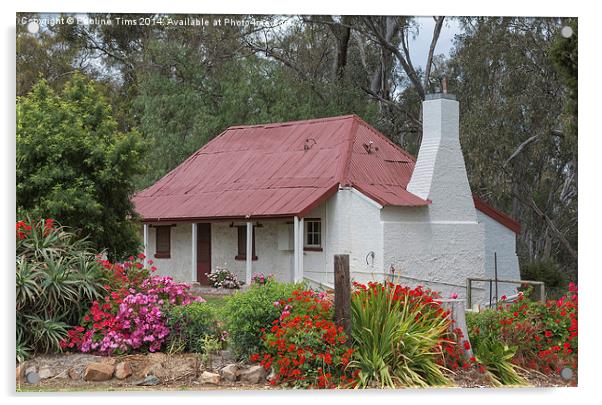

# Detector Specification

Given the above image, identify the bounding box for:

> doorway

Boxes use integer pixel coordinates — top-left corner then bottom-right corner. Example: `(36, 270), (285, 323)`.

(197, 223), (211, 285)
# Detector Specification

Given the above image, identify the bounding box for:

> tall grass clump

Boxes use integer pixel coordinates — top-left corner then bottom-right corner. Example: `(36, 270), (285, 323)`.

(349, 282), (451, 388)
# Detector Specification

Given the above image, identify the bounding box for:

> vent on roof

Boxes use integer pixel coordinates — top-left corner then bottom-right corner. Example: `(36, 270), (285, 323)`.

(304, 138), (316, 151)
(363, 141), (378, 154)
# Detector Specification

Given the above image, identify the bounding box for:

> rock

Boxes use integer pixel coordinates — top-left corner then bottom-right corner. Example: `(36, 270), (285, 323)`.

(38, 366), (56, 379)
(83, 363), (115, 382)
(135, 375), (160, 386)
(26, 372), (40, 385)
(220, 364), (239, 382)
(101, 357), (117, 366)
(200, 371), (220, 385)
(68, 367), (82, 380)
(16, 364), (26, 383)
(142, 362), (167, 378)
(267, 367), (277, 383)
(239, 365), (266, 384)
(115, 362), (133, 380)
(24, 364), (37, 376)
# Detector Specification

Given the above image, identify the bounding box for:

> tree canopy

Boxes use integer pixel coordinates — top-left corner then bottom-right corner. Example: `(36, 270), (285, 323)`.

(17, 73), (146, 259)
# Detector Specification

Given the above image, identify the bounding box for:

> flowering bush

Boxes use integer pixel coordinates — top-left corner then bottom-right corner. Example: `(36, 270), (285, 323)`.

(206, 267), (242, 289)
(251, 290), (356, 388)
(252, 272), (274, 285)
(349, 282), (451, 388)
(439, 326), (481, 373)
(467, 283), (578, 380)
(62, 254), (204, 355)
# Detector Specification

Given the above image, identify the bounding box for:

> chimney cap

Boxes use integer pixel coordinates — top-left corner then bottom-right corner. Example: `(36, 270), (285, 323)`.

(425, 75), (457, 100)
(425, 93), (457, 101)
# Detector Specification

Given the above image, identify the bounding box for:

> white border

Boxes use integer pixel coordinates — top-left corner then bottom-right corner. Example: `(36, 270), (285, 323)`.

(3, 2), (599, 405)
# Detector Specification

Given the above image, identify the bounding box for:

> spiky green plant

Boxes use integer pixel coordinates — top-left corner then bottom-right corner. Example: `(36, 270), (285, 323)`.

(473, 338), (527, 386)
(348, 283), (451, 388)
(16, 217), (109, 360)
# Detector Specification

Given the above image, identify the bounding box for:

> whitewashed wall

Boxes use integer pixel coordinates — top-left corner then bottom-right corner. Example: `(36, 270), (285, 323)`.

(211, 221), (293, 283)
(145, 223), (194, 282)
(381, 205), (485, 300)
(477, 210), (521, 301)
(303, 187), (384, 287)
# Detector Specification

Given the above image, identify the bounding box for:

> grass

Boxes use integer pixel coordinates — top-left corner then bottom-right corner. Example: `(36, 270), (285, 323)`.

(202, 294), (229, 310)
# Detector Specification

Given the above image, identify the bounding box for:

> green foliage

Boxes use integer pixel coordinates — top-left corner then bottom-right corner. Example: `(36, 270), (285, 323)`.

(16, 217), (108, 360)
(165, 302), (219, 354)
(521, 259), (567, 299)
(467, 284), (577, 380)
(473, 338), (526, 386)
(550, 20), (577, 141)
(222, 280), (302, 360)
(349, 283), (450, 388)
(448, 17), (577, 276)
(17, 74), (147, 259)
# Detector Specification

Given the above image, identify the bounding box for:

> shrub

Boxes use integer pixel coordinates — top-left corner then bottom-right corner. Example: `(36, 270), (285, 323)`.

(467, 283), (577, 379)
(223, 280), (301, 360)
(520, 259), (568, 299)
(252, 290), (355, 388)
(349, 282), (451, 388)
(62, 255), (204, 355)
(206, 267), (242, 289)
(472, 338), (526, 386)
(16, 217), (108, 360)
(252, 272), (274, 285)
(166, 302), (219, 353)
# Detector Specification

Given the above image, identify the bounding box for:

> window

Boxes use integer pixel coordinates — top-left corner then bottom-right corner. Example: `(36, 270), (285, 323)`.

(304, 218), (322, 251)
(155, 225), (171, 258)
(235, 225), (257, 260)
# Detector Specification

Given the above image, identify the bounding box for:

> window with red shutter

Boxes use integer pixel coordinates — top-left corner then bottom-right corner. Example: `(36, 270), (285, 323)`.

(155, 226), (171, 258)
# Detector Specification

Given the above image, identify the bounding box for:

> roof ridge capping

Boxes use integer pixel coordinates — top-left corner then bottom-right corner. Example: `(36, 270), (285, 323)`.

(227, 114), (358, 130)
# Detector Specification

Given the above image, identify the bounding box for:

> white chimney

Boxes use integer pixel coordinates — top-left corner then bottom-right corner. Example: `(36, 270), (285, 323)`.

(407, 93), (477, 222)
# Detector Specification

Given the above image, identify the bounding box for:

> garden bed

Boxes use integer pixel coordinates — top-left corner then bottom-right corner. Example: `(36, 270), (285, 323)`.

(16, 352), (573, 392)
(17, 351), (272, 391)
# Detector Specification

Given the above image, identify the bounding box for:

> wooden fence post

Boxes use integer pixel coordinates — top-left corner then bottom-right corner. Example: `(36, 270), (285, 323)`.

(334, 254), (351, 338)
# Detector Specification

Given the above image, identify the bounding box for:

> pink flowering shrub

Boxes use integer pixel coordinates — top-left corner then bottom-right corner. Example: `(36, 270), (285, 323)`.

(62, 254), (204, 355)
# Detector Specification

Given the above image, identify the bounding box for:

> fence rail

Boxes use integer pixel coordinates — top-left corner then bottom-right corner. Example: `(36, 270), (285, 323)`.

(466, 277), (545, 309)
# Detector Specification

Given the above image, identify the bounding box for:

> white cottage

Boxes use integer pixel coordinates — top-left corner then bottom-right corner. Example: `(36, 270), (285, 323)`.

(133, 93), (521, 303)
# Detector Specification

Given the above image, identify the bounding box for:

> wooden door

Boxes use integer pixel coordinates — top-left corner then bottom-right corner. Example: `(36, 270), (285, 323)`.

(197, 223), (211, 285)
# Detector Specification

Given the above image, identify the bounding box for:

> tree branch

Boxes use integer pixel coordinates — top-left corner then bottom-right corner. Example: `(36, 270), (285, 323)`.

(424, 16), (445, 91)
(504, 135), (539, 166)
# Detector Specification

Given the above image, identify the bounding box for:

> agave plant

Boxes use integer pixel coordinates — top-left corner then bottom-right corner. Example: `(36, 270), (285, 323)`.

(16, 217), (109, 360)
(348, 282), (451, 388)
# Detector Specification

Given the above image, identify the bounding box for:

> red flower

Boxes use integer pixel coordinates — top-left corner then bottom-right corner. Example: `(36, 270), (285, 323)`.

(544, 330), (553, 338)
(463, 340), (471, 350)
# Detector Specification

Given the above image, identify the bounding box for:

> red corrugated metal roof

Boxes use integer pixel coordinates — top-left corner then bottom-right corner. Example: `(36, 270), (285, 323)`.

(473, 196), (521, 234)
(133, 114), (519, 232)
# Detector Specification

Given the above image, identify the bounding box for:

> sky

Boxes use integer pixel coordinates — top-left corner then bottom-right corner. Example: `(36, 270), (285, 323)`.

(410, 16), (461, 69)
